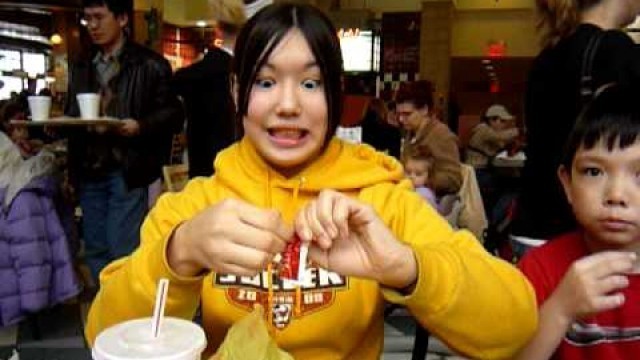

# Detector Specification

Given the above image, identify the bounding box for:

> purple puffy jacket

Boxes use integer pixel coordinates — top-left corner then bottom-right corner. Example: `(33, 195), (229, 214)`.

(0, 176), (80, 327)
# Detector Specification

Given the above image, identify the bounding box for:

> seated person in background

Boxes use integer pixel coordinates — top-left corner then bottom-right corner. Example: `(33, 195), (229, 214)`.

(465, 104), (519, 170)
(517, 84), (640, 359)
(361, 98), (401, 159)
(0, 100), (42, 158)
(403, 150), (438, 211)
(403, 150), (462, 227)
(397, 80), (463, 196)
(465, 104), (520, 218)
(84, 4), (537, 359)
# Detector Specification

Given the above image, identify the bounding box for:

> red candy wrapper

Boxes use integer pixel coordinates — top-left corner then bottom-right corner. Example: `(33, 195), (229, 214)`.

(278, 235), (308, 283)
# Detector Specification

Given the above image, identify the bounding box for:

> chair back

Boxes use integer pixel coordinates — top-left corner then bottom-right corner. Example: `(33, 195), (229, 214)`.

(163, 164), (189, 192)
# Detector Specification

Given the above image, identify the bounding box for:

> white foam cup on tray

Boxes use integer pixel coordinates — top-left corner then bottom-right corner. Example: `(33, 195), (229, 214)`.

(77, 93), (101, 119)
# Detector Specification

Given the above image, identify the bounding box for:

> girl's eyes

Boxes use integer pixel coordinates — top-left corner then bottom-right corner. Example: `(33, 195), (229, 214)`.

(301, 79), (322, 90)
(254, 78), (275, 89)
(253, 77), (323, 90)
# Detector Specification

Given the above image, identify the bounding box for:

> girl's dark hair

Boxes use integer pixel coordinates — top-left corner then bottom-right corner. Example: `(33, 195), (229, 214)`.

(232, 3), (344, 145)
(82, 0), (132, 17)
(561, 84), (640, 169)
(394, 80), (434, 110)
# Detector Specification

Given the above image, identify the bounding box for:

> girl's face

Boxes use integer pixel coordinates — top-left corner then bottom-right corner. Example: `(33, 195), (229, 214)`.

(559, 140), (640, 252)
(405, 158), (430, 188)
(243, 29), (328, 177)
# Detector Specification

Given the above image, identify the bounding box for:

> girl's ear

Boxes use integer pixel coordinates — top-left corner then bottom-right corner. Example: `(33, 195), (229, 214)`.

(558, 164), (574, 206)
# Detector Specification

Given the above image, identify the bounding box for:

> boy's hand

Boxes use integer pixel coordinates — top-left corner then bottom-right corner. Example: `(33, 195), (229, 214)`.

(294, 190), (417, 290)
(549, 251), (636, 323)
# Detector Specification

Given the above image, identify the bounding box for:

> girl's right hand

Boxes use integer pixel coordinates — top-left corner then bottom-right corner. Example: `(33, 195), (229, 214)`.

(548, 251), (636, 323)
(167, 199), (293, 277)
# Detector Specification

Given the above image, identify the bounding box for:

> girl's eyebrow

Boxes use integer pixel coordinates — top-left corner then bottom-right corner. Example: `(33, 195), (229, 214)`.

(261, 61), (320, 71)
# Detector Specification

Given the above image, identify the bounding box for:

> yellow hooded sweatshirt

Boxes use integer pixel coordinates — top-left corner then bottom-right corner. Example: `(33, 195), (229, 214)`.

(85, 137), (536, 359)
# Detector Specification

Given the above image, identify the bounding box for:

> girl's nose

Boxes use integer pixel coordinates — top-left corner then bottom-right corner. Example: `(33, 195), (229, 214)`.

(276, 81), (301, 117)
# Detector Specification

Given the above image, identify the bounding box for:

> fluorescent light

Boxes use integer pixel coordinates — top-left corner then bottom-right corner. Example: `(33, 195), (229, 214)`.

(196, 20), (207, 28)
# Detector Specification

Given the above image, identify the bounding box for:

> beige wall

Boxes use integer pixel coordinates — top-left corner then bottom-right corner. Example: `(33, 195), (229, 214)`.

(136, 0), (214, 26)
(454, 0), (533, 10)
(452, 9), (540, 57)
(341, 0), (533, 12)
(339, 0), (540, 57)
(153, 0), (541, 57)
(341, 0), (421, 13)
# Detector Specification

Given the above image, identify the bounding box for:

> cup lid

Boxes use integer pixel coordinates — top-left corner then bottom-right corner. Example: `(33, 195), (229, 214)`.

(92, 317), (206, 360)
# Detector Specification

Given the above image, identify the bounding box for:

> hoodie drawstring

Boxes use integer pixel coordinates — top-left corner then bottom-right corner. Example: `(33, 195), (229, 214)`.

(292, 178), (304, 317)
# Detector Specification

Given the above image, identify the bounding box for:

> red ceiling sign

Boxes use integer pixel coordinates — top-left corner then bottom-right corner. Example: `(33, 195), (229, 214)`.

(490, 80), (500, 93)
(486, 41), (507, 58)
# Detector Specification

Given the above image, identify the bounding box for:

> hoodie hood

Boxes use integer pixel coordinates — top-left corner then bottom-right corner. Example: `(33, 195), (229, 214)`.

(215, 136), (406, 195)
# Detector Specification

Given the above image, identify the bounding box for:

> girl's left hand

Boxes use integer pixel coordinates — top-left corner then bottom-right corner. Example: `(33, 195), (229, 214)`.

(294, 190), (417, 290)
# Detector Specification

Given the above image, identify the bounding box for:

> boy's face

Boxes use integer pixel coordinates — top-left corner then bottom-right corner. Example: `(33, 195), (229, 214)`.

(405, 158), (430, 188)
(559, 140), (640, 250)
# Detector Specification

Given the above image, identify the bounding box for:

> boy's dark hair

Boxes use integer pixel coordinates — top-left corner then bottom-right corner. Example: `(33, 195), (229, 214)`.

(232, 3), (343, 146)
(561, 84), (640, 170)
(394, 80), (435, 110)
(82, 0), (132, 17)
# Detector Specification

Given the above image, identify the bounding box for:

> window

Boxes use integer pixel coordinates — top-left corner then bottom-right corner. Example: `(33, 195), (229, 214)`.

(0, 49), (48, 99)
(339, 29), (380, 73)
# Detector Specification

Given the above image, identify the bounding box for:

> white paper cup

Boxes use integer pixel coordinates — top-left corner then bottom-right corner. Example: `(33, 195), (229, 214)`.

(77, 93), (101, 119)
(92, 317), (206, 360)
(28, 96), (51, 121)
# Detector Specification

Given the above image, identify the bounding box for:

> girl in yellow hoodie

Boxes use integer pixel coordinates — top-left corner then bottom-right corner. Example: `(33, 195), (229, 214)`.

(85, 3), (537, 359)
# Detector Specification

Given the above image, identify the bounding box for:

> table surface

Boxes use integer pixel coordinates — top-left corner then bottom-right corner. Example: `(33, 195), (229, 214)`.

(10, 116), (122, 127)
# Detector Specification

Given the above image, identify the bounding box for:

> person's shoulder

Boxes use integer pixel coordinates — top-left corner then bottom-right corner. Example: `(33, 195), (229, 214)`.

(125, 42), (171, 69)
(344, 141), (399, 164)
(470, 122), (490, 136)
(521, 232), (585, 266)
(600, 28), (636, 53)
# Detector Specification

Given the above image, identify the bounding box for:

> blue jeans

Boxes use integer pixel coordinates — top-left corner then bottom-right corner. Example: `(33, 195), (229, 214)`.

(79, 171), (148, 282)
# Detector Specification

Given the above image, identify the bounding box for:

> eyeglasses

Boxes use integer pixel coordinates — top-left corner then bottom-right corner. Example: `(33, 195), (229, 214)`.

(81, 14), (107, 26)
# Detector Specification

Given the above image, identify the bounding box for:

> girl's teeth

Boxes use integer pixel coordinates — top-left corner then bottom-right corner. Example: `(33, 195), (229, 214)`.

(272, 129), (301, 139)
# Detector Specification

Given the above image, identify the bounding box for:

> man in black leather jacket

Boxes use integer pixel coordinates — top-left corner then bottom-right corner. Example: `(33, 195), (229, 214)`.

(64, 0), (183, 283)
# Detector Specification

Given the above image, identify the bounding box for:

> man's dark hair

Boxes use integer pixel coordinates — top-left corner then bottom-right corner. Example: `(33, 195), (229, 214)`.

(561, 84), (640, 170)
(82, 0), (132, 17)
(232, 3), (344, 146)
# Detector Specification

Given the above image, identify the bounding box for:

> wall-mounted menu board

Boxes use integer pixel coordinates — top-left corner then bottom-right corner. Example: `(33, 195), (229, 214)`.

(382, 12), (421, 74)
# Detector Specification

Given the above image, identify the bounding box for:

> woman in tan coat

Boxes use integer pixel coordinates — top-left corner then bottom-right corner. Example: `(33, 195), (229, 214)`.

(396, 80), (462, 196)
